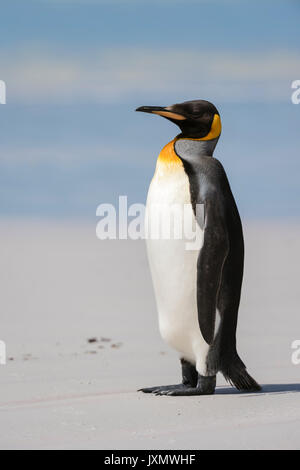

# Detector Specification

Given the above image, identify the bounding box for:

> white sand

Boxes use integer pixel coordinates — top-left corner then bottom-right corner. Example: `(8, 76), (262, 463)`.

(0, 220), (300, 449)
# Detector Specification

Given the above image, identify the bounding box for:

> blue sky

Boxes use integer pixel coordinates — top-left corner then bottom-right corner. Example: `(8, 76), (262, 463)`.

(0, 0), (300, 219)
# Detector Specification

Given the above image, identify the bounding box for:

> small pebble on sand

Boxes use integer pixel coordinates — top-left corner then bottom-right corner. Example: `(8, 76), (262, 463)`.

(87, 337), (98, 343)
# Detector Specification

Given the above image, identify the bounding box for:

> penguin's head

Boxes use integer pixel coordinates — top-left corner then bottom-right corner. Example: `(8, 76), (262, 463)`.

(136, 99), (221, 140)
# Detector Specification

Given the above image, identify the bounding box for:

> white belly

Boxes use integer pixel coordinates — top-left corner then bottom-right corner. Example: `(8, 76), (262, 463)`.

(145, 165), (210, 375)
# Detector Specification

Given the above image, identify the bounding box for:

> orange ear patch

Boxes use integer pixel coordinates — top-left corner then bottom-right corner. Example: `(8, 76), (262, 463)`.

(200, 114), (222, 141)
(178, 113), (222, 141)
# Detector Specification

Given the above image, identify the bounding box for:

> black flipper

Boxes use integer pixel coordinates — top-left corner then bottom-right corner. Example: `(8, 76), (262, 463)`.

(196, 196), (229, 345)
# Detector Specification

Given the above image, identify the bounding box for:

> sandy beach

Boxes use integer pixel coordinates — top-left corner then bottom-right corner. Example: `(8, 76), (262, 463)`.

(0, 220), (299, 449)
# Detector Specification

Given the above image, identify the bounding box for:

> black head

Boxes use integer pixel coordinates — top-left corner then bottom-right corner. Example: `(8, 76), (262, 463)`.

(136, 99), (221, 140)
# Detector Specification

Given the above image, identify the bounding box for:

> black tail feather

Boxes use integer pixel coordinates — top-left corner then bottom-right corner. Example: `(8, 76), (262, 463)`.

(221, 353), (261, 392)
(207, 337), (261, 392)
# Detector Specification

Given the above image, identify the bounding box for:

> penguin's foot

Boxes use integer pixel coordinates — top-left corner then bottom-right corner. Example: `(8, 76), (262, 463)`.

(138, 375), (216, 396)
(166, 375), (216, 396)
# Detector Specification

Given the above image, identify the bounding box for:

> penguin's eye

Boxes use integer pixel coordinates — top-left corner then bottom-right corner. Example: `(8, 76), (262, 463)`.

(187, 110), (206, 119)
(193, 112), (211, 121)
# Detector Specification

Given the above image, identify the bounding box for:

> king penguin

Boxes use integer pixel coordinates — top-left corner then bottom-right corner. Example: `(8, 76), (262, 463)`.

(136, 99), (261, 396)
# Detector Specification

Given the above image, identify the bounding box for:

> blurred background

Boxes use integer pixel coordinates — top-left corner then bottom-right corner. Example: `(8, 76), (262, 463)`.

(1, 0), (300, 450)
(0, 0), (300, 219)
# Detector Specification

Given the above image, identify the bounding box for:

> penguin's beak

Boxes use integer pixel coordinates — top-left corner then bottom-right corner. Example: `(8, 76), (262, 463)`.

(135, 106), (186, 121)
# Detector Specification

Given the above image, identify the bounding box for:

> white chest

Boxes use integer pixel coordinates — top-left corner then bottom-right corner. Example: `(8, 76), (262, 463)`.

(145, 164), (207, 369)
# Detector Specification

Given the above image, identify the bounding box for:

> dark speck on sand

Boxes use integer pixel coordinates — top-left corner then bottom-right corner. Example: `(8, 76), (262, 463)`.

(87, 337), (98, 343)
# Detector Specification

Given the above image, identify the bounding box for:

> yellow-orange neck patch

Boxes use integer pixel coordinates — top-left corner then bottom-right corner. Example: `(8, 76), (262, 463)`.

(155, 139), (182, 174)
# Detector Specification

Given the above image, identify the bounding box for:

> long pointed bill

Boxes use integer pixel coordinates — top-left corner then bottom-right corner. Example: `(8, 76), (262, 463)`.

(135, 106), (186, 121)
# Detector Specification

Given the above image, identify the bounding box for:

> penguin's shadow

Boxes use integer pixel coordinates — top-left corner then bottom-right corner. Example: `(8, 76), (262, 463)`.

(215, 383), (300, 396)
